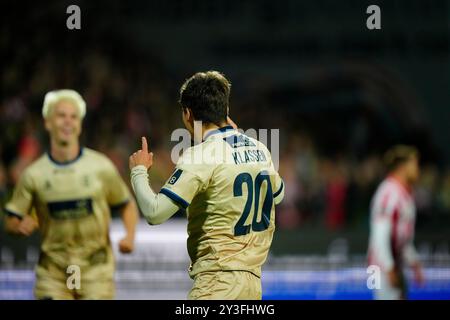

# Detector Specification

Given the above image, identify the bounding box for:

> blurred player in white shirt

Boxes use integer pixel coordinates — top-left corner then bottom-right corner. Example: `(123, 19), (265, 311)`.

(368, 145), (424, 300)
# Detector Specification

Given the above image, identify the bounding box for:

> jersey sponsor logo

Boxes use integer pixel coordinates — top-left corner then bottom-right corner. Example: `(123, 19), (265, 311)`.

(168, 169), (183, 185)
(223, 134), (256, 148)
(47, 198), (93, 219)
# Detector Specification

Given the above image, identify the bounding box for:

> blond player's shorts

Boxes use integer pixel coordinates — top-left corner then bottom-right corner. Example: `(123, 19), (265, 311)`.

(188, 270), (262, 300)
(34, 249), (115, 300)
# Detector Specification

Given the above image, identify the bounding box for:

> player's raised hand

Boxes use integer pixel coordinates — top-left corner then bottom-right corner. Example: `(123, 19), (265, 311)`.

(129, 136), (154, 170)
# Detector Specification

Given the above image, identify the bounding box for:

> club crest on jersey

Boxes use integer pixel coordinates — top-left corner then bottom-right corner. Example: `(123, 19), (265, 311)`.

(168, 169), (183, 185)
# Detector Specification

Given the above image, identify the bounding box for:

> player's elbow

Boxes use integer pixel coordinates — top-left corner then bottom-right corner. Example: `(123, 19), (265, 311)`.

(274, 194), (284, 206)
(274, 188), (284, 205)
(144, 213), (164, 226)
(146, 218), (160, 226)
(146, 219), (163, 226)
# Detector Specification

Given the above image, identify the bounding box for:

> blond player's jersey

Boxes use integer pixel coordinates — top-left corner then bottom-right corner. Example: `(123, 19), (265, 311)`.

(5, 148), (130, 269)
(368, 176), (417, 271)
(160, 126), (284, 278)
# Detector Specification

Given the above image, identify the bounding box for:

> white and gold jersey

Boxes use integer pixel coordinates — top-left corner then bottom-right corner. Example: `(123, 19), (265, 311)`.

(5, 147), (130, 269)
(159, 126), (284, 278)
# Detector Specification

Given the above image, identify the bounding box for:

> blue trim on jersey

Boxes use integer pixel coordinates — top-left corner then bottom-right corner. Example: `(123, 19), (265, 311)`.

(159, 188), (189, 209)
(273, 180), (284, 198)
(4, 208), (24, 220)
(47, 147), (84, 166)
(203, 125), (235, 141)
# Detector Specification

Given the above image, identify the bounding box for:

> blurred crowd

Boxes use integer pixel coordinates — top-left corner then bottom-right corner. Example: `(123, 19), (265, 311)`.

(276, 134), (450, 230)
(1, 47), (450, 232)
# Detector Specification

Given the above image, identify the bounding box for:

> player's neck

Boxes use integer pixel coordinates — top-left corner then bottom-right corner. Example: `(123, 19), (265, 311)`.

(390, 172), (411, 191)
(49, 140), (81, 163)
(202, 121), (229, 138)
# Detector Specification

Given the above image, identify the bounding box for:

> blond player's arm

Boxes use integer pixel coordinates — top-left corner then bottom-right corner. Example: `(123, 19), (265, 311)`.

(4, 215), (38, 236)
(120, 199), (138, 236)
(117, 199), (139, 253)
(4, 216), (21, 234)
(4, 169), (38, 236)
(130, 165), (180, 225)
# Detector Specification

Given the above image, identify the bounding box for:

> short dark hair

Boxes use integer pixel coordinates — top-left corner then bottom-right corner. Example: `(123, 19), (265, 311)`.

(383, 145), (419, 172)
(179, 71), (231, 126)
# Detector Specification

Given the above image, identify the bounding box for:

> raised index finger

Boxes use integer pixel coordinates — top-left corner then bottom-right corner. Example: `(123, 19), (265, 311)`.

(141, 136), (148, 153)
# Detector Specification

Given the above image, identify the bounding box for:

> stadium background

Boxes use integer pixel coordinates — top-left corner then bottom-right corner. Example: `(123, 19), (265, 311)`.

(0, 0), (449, 299)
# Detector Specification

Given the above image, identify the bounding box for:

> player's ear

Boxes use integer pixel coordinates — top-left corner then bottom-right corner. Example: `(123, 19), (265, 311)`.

(186, 108), (194, 123)
(44, 117), (51, 132)
(181, 107), (188, 123)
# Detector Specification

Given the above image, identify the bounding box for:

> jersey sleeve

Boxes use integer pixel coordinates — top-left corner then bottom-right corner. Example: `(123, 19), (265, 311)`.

(265, 151), (284, 205)
(102, 158), (131, 208)
(273, 173), (284, 205)
(130, 165), (181, 225)
(370, 190), (400, 271)
(4, 168), (35, 219)
(373, 189), (400, 219)
(159, 148), (209, 209)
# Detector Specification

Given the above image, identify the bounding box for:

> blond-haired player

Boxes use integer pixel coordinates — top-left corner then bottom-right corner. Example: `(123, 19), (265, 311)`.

(368, 145), (424, 299)
(129, 71), (284, 299)
(4, 89), (139, 299)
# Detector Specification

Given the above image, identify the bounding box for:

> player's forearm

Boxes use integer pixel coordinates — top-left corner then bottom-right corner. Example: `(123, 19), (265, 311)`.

(403, 242), (419, 266)
(4, 216), (22, 234)
(372, 219), (395, 271)
(120, 199), (138, 240)
(130, 165), (179, 225)
(4, 215), (37, 236)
